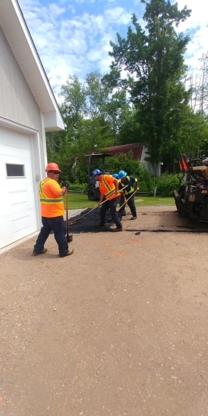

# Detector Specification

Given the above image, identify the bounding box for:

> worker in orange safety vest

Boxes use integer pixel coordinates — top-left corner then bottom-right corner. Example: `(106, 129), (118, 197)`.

(91, 169), (122, 232)
(33, 162), (74, 257)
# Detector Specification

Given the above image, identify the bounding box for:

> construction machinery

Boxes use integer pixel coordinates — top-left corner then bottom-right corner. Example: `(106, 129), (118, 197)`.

(173, 153), (208, 222)
(85, 153), (113, 201)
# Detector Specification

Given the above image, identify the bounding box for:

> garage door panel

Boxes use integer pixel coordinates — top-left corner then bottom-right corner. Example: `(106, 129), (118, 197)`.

(0, 125), (38, 249)
(1, 146), (29, 157)
(0, 186), (28, 216)
(9, 187), (31, 209)
(12, 214), (30, 233)
(10, 189), (28, 206)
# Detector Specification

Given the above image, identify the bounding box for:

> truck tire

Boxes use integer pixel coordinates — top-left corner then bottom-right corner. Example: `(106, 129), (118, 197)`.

(88, 188), (97, 201)
(95, 188), (100, 200)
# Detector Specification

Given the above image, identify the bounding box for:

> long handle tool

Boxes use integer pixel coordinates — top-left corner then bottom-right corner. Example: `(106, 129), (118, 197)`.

(68, 198), (109, 226)
(117, 189), (137, 212)
(65, 191), (73, 242)
(67, 186), (128, 226)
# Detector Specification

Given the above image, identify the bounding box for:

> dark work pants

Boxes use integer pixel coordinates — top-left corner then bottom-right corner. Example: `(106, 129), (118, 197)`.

(120, 193), (137, 217)
(100, 198), (122, 229)
(34, 216), (68, 256)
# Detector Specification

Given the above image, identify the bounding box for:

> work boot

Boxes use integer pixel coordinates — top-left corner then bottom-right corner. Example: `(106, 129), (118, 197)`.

(33, 248), (47, 256)
(59, 248), (74, 257)
(95, 223), (105, 228)
(111, 227), (123, 232)
(130, 216), (137, 220)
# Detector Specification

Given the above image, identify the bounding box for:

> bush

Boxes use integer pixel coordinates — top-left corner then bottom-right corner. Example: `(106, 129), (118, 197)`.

(68, 182), (88, 192)
(154, 174), (180, 197)
(104, 152), (153, 192)
(58, 149), (180, 197)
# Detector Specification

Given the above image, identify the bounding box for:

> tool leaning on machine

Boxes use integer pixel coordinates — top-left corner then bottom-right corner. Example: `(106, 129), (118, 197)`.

(174, 153), (208, 222)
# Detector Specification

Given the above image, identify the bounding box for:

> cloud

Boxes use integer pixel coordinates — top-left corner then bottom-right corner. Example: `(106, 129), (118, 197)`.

(18, 0), (133, 101)
(18, 0), (208, 103)
(66, 0), (96, 4)
(174, 0), (208, 73)
(104, 7), (131, 25)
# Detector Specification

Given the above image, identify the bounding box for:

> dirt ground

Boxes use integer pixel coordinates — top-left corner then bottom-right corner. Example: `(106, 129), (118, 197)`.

(1, 205), (208, 416)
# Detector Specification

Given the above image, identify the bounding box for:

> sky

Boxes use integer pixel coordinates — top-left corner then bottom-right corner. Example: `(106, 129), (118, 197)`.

(18, 0), (208, 102)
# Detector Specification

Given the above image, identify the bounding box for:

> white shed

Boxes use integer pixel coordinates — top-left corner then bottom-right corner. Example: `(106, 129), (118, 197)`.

(0, 0), (64, 251)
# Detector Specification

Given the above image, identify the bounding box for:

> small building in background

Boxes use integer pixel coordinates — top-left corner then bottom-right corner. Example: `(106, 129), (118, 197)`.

(104, 143), (162, 176)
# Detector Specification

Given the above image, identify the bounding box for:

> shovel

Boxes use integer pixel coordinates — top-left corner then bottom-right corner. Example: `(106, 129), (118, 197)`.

(68, 186), (129, 226)
(65, 190), (73, 242)
(68, 198), (109, 226)
(117, 189), (137, 212)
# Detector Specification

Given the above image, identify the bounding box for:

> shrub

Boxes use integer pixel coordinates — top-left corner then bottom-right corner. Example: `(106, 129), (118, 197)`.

(104, 152), (153, 192)
(154, 174), (180, 196)
(68, 182), (88, 192)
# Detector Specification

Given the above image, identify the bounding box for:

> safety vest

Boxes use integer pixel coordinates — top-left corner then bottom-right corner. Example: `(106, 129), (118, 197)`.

(39, 178), (64, 217)
(120, 176), (136, 195)
(99, 174), (119, 200)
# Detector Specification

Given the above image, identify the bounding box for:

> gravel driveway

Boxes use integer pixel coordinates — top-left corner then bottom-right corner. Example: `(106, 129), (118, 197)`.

(1, 206), (208, 416)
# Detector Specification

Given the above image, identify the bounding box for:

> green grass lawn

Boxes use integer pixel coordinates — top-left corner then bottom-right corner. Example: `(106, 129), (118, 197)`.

(65, 193), (175, 209)
(134, 196), (175, 206)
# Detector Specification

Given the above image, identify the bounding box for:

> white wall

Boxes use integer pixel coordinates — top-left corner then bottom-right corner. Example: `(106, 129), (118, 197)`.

(141, 146), (161, 176)
(0, 27), (47, 173)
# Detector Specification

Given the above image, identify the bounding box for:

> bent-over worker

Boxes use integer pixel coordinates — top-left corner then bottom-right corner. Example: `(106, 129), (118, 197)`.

(91, 169), (123, 232)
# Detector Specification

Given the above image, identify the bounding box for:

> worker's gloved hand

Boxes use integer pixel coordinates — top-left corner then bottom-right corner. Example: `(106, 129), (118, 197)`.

(62, 181), (68, 188)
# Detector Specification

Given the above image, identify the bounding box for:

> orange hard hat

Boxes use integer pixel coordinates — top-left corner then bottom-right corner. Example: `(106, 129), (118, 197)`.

(45, 162), (61, 172)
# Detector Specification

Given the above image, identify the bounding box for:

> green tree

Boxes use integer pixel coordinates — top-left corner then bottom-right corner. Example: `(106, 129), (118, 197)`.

(107, 0), (191, 172)
(85, 72), (109, 117)
(59, 75), (86, 126)
(104, 90), (129, 145)
(53, 74), (111, 182)
(118, 108), (141, 144)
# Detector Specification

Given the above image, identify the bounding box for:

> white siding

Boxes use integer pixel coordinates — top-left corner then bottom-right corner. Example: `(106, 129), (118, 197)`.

(0, 125), (38, 248)
(141, 146), (161, 176)
(0, 27), (42, 132)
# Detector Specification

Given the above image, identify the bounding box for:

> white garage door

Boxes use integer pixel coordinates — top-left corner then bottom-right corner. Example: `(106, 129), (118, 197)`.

(0, 125), (38, 249)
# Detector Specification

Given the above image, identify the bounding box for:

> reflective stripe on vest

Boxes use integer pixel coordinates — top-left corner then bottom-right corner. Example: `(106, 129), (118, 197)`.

(39, 178), (63, 204)
(39, 178), (50, 198)
(103, 176), (115, 198)
(120, 176), (134, 195)
(40, 198), (63, 204)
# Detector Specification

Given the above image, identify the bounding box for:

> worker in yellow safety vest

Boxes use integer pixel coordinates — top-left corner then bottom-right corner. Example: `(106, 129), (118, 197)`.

(33, 162), (74, 257)
(118, 170), (139, 220)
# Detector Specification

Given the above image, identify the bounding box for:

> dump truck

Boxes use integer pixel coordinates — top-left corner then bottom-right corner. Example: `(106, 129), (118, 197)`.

(173, 153), (208, 222)
(85, 153), (113, 201)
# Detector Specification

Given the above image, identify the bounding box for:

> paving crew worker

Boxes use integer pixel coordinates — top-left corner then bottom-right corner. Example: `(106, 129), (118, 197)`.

(118, 170), (139, 220)
(92, 169), (123, 232)
(33, 162), (74, 257)
(112, 173), (127, 217)
(112, 173), (119, 179)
